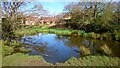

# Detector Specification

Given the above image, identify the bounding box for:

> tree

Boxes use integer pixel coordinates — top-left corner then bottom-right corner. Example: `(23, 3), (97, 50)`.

(1, 2), (26, 44)
(63, 2), (101, 30)
(24, 4), (48, 17)
(63, 1), (119, 33)
(1, 2), (49, 45)
(64, 2), (81, 23)
(0, 3), (2, 35)
(114, 1), (120, 27)
(21, 3), (49, 25)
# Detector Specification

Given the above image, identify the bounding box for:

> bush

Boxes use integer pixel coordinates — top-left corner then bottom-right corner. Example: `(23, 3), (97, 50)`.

(12, 40), (22, 47)
(19, 47), (31, 53)
(114, 30), (120, 41)
(2, 45), (14, 56)
(71, 30), (79, 36)
(100, 33), (112, 40)
(57, 56), (120, 66)
(89, 32), (96, 39)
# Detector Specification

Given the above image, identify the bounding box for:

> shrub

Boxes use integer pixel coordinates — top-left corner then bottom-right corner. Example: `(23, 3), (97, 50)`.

(71, 30), (79, 36)
(19, 47), (31, 53)
(2, 45), (14, 56)
(100, 33), (112, 40)
(12, 40), (22, 47)
(114, 30), (120, 41)
(89, 32), (96, 39)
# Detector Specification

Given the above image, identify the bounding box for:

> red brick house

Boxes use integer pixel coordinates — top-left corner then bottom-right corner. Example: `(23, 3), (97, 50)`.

(25, 16), (40, 25)
(24, 16), (58, 26)
(62, 13), (72, 20)
(39, 17), (58, 25)
(62, 13), (72, 23)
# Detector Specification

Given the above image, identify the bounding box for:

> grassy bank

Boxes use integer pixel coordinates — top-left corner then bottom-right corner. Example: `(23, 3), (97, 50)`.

(2, 40), (31, 57)
(0, 40), (2, 67)
(15, 27), (120, 41)
(56, 56), (120, 66)
(3, 53), (119, 66)
(3, 53), (52, 66)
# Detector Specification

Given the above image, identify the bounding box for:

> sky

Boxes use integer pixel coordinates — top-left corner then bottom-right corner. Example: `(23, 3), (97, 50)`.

(18, 0), (119, 16)
(19, 2), (69, 16)
(2, 0), (119, 2)
(40, 2), (69, 15)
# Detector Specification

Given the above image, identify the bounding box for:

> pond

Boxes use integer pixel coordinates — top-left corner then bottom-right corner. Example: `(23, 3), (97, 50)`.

(20, 33), (120, 64)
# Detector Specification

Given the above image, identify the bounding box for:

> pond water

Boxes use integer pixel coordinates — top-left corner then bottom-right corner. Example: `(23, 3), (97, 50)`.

(21, 33), (120, 64)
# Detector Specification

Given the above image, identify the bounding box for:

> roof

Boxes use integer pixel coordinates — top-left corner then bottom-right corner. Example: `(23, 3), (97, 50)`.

(25, 16), (58, 23)
(62, 13), (72, 20)
(40, 17), (58, 22)
(63, 13), (72, 18)
(25, 16), (40, 21)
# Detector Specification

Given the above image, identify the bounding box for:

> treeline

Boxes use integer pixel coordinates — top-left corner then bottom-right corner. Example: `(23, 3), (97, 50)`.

(55, 1), (120, 41)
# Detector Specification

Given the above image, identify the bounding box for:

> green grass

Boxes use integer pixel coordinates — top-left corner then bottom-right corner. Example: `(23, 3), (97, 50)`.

(2, 45), (14, 57)
(15, 27), (120, 41)
(3, 53), (52, 66)
(15, 27), (87, 36)
(15, 28), (73, 36)
(56, 56), (120, 66)
(3, 53), (120, 66)
(0, 40), (2, 68)
(2, 40), (31, 57)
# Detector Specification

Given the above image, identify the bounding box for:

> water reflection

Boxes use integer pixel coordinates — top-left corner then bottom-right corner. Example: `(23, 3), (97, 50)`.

(65, 36), (120, 57)
(80, 45), (91, 56)
(21, 33), (120, 63)
(100, 44), (112, 55)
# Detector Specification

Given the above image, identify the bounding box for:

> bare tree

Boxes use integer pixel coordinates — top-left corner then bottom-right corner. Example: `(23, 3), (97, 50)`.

(1, 2), (27, 42)
(21, 3), (49, 25)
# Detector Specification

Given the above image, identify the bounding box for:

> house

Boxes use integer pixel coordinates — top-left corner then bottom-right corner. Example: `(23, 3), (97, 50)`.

(24, 16), (58, 26)
(62, 13), (72, 23)
(25, 16), (40, 25)
(39, 17), (58, 25)
(62, 13), (72, 20)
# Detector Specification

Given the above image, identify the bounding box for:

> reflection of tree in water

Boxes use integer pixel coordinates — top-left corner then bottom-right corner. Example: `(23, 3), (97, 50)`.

(33, 45), (47, 55)
(100, 42), (120, 57)
(100, 44), (112, 55)
(80, 45), (91, 56)
(109, 42), (120, 57)
(25, 34), (120, 57)
(55, 35), (69, 43)
(55, 35), (66, 40)
(33, 44), (58, 58)
(64, 36), (120, 57)
(45, 46), (58, 58)
(65, 36), (83, 47)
